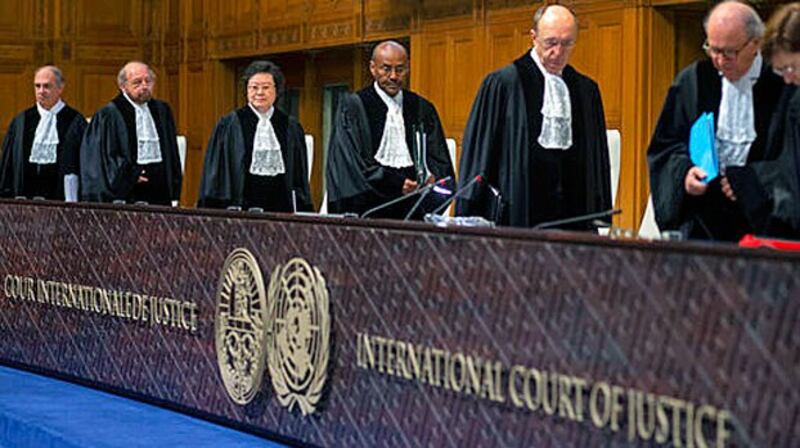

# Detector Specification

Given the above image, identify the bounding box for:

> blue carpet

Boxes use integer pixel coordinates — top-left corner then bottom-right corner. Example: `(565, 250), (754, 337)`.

(0, 365), (285, 448)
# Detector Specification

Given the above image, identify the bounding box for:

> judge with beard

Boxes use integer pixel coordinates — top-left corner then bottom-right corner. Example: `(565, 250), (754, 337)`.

(647, 1), (785, 241)
(326, 40), (455, 219)
(0, 65), (86, 201)
(198, 60), (311, 212)
(80, 61), (182, 205)
(456, 5), (611, 229)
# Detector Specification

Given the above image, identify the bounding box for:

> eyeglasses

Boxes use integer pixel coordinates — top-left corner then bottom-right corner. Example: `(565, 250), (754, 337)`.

(537, 37), (576, 50)
(376, 64), (407, 75)
(702, 38), (752, 59)
(773, 64), (797, 77)
(247, 84), (275, 93)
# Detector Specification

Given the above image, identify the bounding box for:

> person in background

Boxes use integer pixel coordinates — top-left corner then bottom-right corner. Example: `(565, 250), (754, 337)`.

(81, 61), (182, 205)
(0, 65), (86, 201)
(198, 60), (311, 212)
(326, 40), (454, 219)
(723, 3), (800, 238)
(456, 5), (611, 229)
(648, 1), (784, 241)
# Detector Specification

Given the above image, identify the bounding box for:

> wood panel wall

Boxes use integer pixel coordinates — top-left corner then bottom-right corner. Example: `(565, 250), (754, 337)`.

(0, 0), (717, 230)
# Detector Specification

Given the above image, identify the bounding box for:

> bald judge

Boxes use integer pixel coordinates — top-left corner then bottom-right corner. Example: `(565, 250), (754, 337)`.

(456, 5), (611, 229)
(80, 61), (182, 205)
(326, 40), (455, 219)
(0, 66), (86, 201)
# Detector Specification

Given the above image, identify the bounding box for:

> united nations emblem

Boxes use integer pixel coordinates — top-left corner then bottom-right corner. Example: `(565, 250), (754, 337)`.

(215, 249), (269, 405)
(266, 258), (330, 416)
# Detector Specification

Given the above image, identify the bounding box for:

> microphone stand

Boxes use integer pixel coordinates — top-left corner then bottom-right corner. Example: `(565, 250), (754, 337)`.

(429, 174), (483, 216)
(360, 176), (452, 219)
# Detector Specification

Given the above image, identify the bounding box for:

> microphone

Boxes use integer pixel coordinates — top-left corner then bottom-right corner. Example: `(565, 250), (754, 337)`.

(402, 176), (453, 221)
(361, 176), (452, 219)
(532, 208), (622, 230)
(429, 174), (484, 216)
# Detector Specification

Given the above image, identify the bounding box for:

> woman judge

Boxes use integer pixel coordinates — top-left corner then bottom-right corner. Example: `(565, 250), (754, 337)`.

(198, 60), (312, 212)
(724, 3), (800, 238)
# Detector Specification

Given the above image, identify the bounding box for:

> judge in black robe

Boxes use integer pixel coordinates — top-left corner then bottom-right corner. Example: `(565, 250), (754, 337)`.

(198, 61), (312, 212)
(80, 62), (182, 205)
(326, 41), (455, 219)
(456, 6), (610, 229)
(0, 66), (86, 200)
(647, 3), (785, 241)
(648, 62), (784, 241)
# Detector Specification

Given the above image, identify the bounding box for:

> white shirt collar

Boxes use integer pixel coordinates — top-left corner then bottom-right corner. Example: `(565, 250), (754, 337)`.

(37, 99), (65, 116)
(374, 82), (403, 109)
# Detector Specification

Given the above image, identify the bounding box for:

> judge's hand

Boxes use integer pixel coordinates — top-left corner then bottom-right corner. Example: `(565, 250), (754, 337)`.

(402, 179), (419, 194)
(720, 177), (737, 202)
(684, 167), (708, 196)
(425, 175), (435, 186)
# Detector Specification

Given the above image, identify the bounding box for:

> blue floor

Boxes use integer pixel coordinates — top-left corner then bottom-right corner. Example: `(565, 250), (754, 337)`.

(0, 365), (285, 448)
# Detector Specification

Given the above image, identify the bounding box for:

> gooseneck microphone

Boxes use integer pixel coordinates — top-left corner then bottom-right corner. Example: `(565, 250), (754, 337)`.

(429, 174), (484, 216)
(361, 176), (453, 219)
(532, 208), (622, 230)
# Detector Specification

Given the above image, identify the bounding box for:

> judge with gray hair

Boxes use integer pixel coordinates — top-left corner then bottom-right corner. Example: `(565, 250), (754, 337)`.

(648, 0), (785, 241)
(0, 65), (86, 201)
(80, 61), (182, 205)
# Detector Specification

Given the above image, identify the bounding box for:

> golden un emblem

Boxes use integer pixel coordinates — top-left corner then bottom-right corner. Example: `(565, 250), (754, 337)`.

(266, 258), (330, 416)
(215, 249), (269, 405)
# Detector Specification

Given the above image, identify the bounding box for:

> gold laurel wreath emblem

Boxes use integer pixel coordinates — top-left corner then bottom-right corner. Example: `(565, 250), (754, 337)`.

(214, 249), (269, 405)
(266, 258), (330, 416)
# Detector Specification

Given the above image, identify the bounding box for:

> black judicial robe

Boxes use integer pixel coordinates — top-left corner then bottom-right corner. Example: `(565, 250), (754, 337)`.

(80, 94), (182, 205)
(0, 105), (86, 200)
(647, 59), (785, 241)
(456, 53), (611, 229)
(326, 87), (455, 218)
(726, 85), (800, 238)
(197, 106), (312, 212)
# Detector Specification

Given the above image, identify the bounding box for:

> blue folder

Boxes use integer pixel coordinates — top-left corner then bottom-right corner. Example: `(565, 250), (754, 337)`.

(689, 112), (719, 183)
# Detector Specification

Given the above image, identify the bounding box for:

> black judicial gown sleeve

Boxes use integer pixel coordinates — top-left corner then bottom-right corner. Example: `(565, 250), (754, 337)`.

(60, 109), (87, 177)
(0, 113), (26, 197)
(151, 100), (183, 202)
(571, 74), (612, 220)
(80, 104), (139, 202)
(285, 117), (313, 212)
(456, 66), (531, 224)
(198, 112), (245, 208)
(727, 87), (800, 238)
(647, 64), (701, 232)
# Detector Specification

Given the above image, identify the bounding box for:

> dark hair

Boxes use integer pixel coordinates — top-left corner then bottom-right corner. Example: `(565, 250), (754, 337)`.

(763, 2), (800, 60)
(241, 60), (285, 98)
(532, 4), (577, 33)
